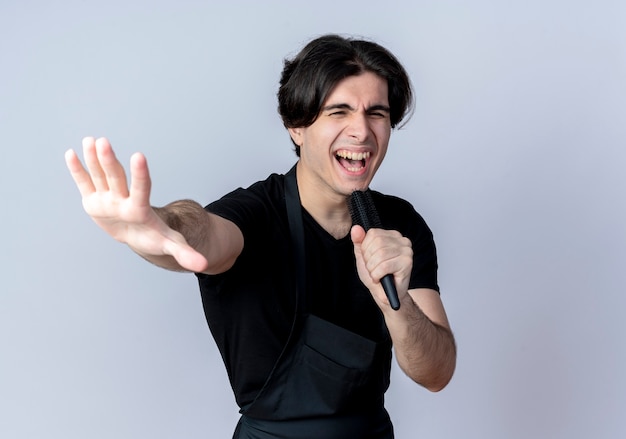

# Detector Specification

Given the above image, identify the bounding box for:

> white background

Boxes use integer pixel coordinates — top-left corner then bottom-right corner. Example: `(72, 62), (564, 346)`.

(1, 1), (625, 438)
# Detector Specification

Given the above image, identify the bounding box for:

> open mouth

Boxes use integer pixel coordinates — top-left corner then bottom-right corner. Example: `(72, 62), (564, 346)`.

(335, 150), (370, 172)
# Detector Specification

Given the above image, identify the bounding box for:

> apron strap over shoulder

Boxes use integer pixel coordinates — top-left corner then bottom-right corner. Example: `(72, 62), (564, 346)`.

(284, 164), (306, 314)
(238, 164), (393, 435)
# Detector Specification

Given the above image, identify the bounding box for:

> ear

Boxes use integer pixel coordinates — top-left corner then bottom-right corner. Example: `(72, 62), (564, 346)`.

(288, 127), (303, 147)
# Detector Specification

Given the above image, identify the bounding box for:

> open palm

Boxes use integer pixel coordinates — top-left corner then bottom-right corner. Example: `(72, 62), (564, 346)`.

(65, 137), (208, 272)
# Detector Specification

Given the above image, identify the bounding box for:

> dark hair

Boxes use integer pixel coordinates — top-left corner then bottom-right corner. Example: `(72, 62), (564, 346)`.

(278, 34), (414, 155)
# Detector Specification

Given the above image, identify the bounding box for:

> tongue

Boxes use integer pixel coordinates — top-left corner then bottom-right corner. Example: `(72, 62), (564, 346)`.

(338, 157), (363, 170)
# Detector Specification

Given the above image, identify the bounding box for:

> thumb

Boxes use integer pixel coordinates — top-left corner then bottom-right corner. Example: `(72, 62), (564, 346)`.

(350, 224), (366, 245)
(164, 239), (210, 273)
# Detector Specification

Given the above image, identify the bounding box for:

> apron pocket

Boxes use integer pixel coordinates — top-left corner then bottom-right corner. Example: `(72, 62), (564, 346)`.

(280, 314), (379, 416)
(304, 314), (377, 368)
(241, 314), (389, 420)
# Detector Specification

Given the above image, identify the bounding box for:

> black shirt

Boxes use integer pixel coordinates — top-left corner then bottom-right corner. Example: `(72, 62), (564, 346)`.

(196, 171), (439, 408)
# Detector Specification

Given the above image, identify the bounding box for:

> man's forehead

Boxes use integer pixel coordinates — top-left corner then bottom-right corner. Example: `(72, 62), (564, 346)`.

(323, 72), (389, 104)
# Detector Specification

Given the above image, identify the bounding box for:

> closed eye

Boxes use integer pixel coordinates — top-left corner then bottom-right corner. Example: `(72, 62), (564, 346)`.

(322, 103), (352, 116)
(368, 105), (390, 118)
(369, 111), (387, 118)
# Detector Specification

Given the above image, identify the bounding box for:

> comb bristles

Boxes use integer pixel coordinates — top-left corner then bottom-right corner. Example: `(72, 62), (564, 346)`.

(346, 189), (401, 310)
(348, 190), (382, 230)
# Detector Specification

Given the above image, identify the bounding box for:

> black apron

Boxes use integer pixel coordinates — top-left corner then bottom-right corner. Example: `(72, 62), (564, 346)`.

(233, 166), (394, 439)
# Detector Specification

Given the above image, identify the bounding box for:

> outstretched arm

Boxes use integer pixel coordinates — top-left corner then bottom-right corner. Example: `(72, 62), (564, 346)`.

(65, 137), (243, 274)
(351, 226), (456, 391)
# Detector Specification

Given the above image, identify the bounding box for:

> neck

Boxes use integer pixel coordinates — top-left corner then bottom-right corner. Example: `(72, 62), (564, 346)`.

(295, 163), (352, 239)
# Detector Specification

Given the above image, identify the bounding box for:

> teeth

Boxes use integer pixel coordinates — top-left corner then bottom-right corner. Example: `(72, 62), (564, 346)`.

(336, 150), (371, 161)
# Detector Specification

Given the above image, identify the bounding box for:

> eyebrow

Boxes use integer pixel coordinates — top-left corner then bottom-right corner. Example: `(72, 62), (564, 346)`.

(321, 103), (391, 113)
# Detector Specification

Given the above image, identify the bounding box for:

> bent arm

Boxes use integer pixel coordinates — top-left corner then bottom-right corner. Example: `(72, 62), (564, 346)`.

(383, 288), (456, 392)
(350, 225), (456, 391)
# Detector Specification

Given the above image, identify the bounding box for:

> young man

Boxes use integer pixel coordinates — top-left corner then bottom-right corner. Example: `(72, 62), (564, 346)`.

(65, 34), (456, 438)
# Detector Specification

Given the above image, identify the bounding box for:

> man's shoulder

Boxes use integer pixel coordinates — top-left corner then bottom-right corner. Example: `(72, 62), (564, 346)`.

(369, 190), (416, 214)
(205, 170), (290, 232)
(244, 171), (286, 195)
(369, 190), (431, 234)
(212, 171), (287, 205)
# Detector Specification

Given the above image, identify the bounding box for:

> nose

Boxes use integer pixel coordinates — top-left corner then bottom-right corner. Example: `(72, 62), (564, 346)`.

(346, 112), (370, 143)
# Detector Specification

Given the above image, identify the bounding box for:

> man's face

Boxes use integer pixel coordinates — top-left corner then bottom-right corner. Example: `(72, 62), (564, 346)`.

(289, 71), (391, 200)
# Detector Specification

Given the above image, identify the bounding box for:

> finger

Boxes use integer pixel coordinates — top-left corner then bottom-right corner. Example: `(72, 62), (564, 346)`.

(361, 231), (409, 276)
(128, 152), (152, 208)
(65, 148), (96, 197)
(369, 247), (412, 287)
(82, 137), (109, 192)
(95, 137), (129, 197)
